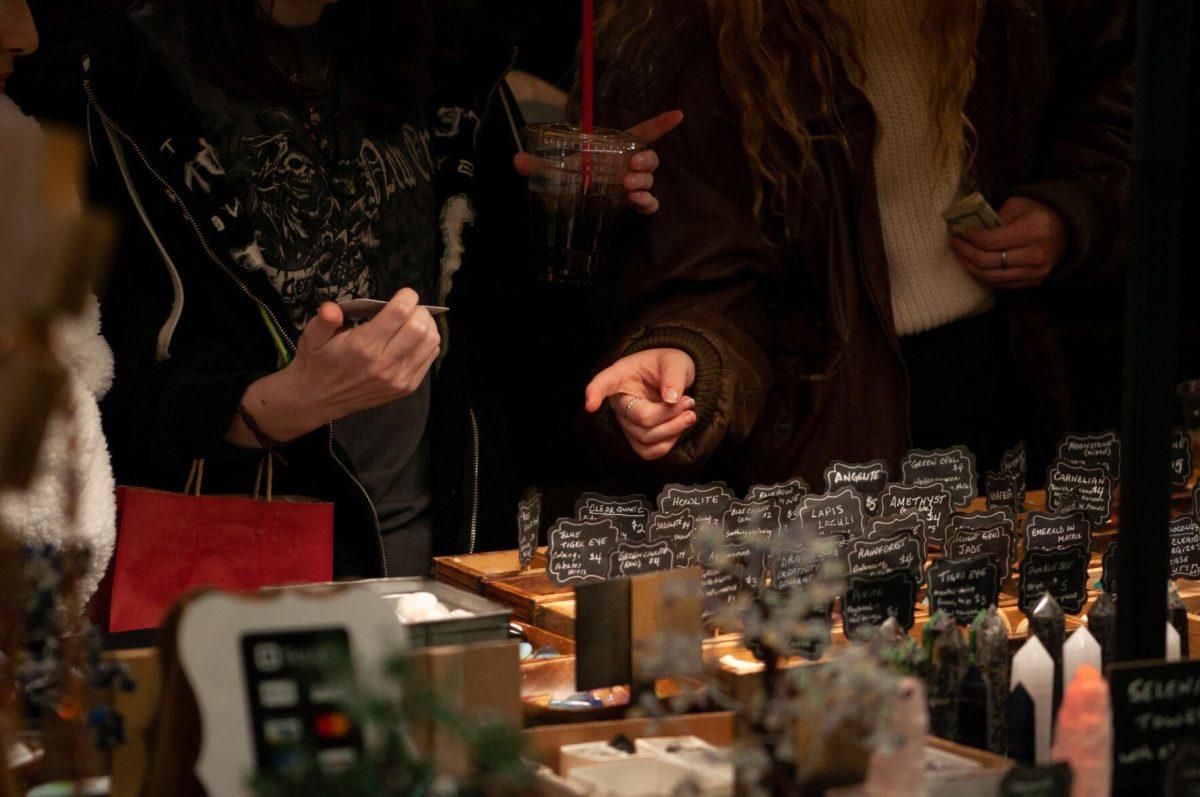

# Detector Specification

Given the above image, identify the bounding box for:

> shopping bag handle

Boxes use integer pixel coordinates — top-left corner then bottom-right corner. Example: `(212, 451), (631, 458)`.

(184, 456), (275, 502)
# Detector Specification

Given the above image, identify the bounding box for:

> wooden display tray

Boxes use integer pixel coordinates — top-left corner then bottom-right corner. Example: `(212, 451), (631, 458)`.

(523, 711), (737, 771)
(432, 547), (548, 596)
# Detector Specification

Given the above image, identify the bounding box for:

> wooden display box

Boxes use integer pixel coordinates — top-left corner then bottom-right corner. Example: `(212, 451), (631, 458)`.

(523, 711), (736, 771)
(431, 548), (548, 596)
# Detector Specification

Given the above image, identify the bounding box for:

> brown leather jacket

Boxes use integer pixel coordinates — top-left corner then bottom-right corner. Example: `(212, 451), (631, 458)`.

(590, 0), (1133, 491)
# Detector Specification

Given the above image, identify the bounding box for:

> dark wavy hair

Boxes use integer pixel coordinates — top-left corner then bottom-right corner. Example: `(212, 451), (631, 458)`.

(136, 0), (431, 119)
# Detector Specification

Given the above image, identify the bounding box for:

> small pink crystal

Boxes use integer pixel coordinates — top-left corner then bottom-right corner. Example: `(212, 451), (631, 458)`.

(864, 677), (928, 797)
(1051, 665), (1112, 797)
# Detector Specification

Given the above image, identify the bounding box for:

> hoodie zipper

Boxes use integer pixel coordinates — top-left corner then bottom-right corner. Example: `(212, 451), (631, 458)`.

(467, 406), (481, 553)
(84, 74), (388, 576)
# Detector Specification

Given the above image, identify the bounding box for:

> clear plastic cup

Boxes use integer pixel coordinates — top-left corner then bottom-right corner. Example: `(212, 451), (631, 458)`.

(524, 124), (643, 285)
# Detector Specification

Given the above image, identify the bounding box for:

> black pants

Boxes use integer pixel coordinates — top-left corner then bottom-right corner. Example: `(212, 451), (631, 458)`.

(900, 309), (1022, 478)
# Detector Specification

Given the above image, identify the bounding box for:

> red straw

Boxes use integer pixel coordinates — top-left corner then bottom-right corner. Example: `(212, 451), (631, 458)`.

(582, 0), (594, 133)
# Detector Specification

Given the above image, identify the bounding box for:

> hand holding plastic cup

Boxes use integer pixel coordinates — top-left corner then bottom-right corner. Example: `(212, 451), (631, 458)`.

(524, 124), (643, 285)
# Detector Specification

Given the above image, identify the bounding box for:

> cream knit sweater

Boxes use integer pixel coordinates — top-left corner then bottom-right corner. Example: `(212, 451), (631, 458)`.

(841, 0), (993, 337)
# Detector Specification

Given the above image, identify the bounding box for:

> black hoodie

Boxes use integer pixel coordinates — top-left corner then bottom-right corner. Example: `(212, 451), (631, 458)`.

(17, 8), (542, 577)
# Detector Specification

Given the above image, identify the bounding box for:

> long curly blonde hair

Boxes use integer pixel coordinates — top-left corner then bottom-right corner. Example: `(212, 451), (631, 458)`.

(598, 0), (985, 223)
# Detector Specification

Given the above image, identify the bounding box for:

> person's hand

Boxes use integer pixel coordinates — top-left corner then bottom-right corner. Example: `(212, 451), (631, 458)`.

(513, 110), (684, 215)
(233, 289), (440, 446)
(288, 289), (440, 420)
(585, 348), (697, 460)
(949, 196), (1070, 289)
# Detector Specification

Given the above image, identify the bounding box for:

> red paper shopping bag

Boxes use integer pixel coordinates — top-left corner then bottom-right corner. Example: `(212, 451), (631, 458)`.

(108, 463), (333, 632)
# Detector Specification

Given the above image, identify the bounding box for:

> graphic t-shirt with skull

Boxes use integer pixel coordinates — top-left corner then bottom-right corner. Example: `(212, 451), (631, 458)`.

(135, 11), (439, 574)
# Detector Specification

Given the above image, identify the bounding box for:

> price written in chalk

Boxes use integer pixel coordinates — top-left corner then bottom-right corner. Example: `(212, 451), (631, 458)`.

(746, 479), (809, 526)
(824, 460), (891, 515)
(901, 446), (978, 508)
(1171, 428), (1193, 490)
(546, 519), (619, 585)
(607, 541), (674, 578)
(1045, 460), (1113, 525)
(926, 555), (1001, 625)
(879, 483), (955, 546)
(842, 534), (925, 585)
(647, 508), (695, 567)
(575, 493), (652, 542)
(841, 572), (918, 639)
(1018, 548), (1090, 615)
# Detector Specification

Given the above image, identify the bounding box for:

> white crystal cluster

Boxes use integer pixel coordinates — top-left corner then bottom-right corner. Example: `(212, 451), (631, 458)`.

(392, 591), (473, 623)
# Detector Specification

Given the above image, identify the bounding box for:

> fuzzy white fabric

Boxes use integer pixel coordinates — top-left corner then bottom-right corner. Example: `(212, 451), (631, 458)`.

(0, 95), (118, 604)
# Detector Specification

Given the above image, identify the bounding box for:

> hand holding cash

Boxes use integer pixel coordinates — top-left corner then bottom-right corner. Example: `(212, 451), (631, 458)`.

(944, 191), (1003, 236)
(948, 195), (1069, 290)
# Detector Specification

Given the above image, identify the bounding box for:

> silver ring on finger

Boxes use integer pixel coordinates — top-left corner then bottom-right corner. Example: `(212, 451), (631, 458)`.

(1000, 249), (1008, 268)
(623, 396), (643, 420)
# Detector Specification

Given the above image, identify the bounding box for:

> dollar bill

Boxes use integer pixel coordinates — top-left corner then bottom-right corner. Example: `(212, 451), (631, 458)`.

(944, 191), (1003, 236)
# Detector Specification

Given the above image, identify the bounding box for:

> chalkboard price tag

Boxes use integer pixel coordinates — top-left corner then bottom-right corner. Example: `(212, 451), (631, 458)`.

(546, 519), (620, 586)
(901, 445), (978, 508)
(1045, 460), (1114, 525)
(824, 460), (891, 515)
(986, 471), (1022, 516)
(769, 547), (829, 592)
(746, 479), (809, 526)
(517, 493), (542, 569)
(656, 482), (735, 531)
(1170, 516), (1200, 581)
(1001, 441), (1028, 502)
(946, 509), (1016, 538)
(842, 534), (925, 585)
(647, 509), (695, 567)
(926, 555), (1001, 625)
(607, 541), (674, 578)
(1195, 484), (1200, 523)
(721, 499), (781, 545)
(1102, 541), (1119, 601)
(1165, 742), (1200, 797)
(841, 572), (918, 639)
(1109, 658), (1200, 795)
(793, 488), (866, 544)
(1018, 548), (1090, 615)
(879, 483), (955, 546)
(865, 512), (928, 547)
(999, 763), (1072, 796)
(575, 493), (653, 542)
(1022, 511), (1093, 554)
(1172, 428), (1193, 490)
(1058, 430), (1121, 479)
(701, 566), (743, 629)
(944, 524), (1015, 583)
(712, 542), (764, 591)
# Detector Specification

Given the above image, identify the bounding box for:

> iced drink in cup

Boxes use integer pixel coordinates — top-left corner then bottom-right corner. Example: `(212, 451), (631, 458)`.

(524, 124), (643, 285)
